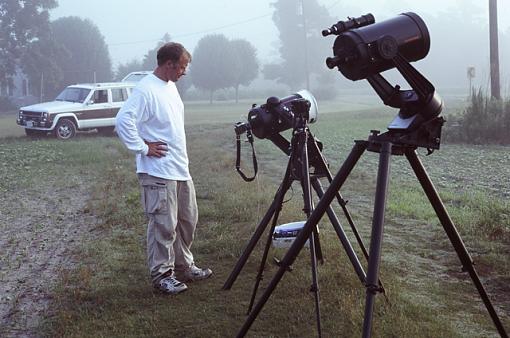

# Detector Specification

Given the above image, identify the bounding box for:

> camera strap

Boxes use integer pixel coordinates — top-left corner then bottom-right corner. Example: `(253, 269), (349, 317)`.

(236, 129), (258, 182)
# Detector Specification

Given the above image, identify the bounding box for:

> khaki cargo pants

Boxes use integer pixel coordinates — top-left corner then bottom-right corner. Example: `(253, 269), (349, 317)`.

(138, 173), (198, 285)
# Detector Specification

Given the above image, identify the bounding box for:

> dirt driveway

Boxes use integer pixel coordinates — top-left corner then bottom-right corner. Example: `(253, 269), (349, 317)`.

(0, 175), (99, 337)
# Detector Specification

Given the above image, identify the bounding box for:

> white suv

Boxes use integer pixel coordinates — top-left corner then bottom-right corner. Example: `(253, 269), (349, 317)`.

(16, 82), (134, 139)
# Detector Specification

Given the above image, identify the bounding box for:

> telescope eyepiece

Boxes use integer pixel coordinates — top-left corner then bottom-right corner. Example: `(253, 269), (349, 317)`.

(322, 13), (375, 36)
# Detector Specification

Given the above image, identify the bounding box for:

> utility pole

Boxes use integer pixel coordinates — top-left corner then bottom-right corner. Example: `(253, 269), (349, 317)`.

(489, 0), (501, 99)
(40, 72), (44, 102)
(299, 0), (310, 90)
(467, 66), (475, 97)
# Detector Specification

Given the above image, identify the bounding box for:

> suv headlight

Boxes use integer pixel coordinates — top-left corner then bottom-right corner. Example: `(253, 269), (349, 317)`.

(18, 110), (24, 119)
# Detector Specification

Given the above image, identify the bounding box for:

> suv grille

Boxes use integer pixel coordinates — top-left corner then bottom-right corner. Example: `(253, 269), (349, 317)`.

(20, 110), (43, 121)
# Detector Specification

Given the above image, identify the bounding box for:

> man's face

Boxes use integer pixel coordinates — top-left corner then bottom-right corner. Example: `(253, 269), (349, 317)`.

(166, 55), (189, 82)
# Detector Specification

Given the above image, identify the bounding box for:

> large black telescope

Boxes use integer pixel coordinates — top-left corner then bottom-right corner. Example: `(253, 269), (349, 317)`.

(324, 12), (442, 134)
(325, 12), (430, 81)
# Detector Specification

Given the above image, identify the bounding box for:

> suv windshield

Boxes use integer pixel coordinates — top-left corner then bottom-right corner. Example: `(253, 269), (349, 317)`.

(55, 87), (91, 103)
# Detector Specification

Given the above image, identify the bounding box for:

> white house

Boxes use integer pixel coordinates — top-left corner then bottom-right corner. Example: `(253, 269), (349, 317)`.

(1, 67), (37, 107)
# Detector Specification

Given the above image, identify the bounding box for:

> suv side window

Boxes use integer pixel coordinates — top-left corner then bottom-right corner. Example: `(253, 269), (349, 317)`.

(93, 89), (108, 104)
(111, 88), (128, 102)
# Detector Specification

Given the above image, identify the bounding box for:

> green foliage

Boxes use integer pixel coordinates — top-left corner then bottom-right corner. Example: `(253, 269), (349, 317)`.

(0, 0), (57, 87)
(114, 59), (144, 81)
(51, 16), (113, 86)
(190, 34), (237, 102)
(19, 16), (113, 99)
(440, 190), (510, 243)
(446, 89), (510, 144)
(230, 39), (259, 103)
(21, 35), (66, 100)
(190, 34), (258, 103)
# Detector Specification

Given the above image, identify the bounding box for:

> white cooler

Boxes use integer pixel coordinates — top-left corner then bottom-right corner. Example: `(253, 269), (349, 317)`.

(272, 221), (310, 248)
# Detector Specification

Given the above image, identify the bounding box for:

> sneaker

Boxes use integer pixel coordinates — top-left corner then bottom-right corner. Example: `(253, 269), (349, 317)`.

(155, 275), (188, 295)
(175, 263), (212, 282)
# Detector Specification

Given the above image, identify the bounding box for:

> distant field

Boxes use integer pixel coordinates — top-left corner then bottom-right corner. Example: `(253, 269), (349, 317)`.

(0, 90), (468, 138)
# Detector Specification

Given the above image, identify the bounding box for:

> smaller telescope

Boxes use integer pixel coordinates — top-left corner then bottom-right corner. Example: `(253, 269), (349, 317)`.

(234, 90), (319, 181)
(236, 90), (318, 139)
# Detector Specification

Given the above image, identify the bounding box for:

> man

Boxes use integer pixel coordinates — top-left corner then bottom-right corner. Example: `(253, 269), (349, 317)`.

(116, 42), (212, 295)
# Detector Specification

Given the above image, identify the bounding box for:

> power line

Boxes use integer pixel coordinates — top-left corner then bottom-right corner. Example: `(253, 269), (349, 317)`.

(108, 13), (271, 47)
(108, 0), (340, 48)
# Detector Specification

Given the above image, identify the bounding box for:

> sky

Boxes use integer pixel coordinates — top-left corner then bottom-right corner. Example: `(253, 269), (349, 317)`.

(50, 0), (510, 69)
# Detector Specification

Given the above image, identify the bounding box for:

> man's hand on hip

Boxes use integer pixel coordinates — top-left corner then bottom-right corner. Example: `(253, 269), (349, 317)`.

(145, 140), (168, 157)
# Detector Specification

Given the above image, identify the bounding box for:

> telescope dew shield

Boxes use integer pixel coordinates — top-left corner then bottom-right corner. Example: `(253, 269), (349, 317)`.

(327, 12), (430, 81)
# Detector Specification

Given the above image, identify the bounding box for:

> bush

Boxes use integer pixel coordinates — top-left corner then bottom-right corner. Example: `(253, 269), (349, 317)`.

(445, 89), (510, 144)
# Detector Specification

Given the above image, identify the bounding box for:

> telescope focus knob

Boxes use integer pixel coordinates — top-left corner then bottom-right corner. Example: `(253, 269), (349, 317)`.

(376, 35), (399, 60)
(326, 56), (341, 69)
(266, 96), (280, 108)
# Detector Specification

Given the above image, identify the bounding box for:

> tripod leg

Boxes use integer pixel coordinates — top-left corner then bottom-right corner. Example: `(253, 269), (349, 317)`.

(308, 137), (389, 297)
(308, 227), (322, 336)
(236, 141), (367, 338)
(311, 136), (375, 274)
(362, 142), (392, 338)
(330, 180), (372, 268)
(311, 178), (367, 283)
(405, 149), (508, 338)
(247, 178), (291, 313)
(223, 163), (294, 290)
(299, 128), (323, 337)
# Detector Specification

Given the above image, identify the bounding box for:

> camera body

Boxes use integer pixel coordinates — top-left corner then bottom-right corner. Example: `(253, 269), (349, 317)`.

(245, 90), (318, 139)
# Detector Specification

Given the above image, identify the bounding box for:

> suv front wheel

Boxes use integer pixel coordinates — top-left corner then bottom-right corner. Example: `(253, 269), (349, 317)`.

(54, 118), (76, 140)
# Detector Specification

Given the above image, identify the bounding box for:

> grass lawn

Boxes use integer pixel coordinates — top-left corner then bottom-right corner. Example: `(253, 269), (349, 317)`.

(1, 98), (508, 337)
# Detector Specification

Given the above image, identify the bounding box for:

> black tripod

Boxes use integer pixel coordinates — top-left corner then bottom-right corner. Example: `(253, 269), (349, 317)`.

(235, 117), (508, 338)
(224, 115), (385, 337)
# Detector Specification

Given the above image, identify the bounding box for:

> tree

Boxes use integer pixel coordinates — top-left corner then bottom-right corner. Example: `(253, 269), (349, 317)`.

(21, 36), (65, 101)
(0, 0), (57, 88)
(265, 0), (335, 90)
(22, 16), (113, 99)
(190, 34), (237, 103)
(50, 16), (113, 87)
(115, 59), (144, 81)
(230, 39), (259, 103)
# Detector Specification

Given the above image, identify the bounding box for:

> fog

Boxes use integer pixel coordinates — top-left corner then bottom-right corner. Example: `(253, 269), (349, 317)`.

(50, 0), (510, 92)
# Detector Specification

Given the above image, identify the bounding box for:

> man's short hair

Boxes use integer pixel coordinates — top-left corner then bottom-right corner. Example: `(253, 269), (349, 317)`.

(157, 42), (191, 66)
